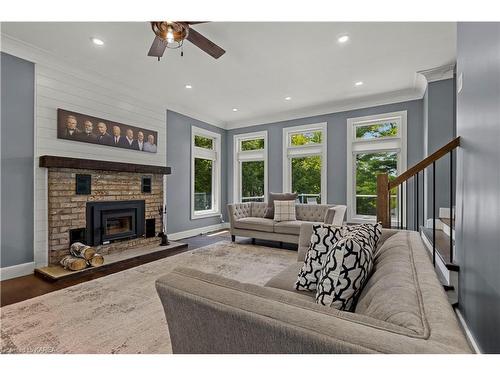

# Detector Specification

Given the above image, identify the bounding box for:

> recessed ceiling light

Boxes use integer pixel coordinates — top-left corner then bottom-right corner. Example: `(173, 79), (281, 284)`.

(232, 108), (238, 112)
(185, 84), (192, 89)
(285, 96), (292, 101)
(91, 37), (104, 46)
(355, 81), (364, 86)
(337, 35), (349, 44)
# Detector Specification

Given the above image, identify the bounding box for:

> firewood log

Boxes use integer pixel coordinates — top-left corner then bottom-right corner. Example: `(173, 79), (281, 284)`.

(87, 254), (104, 267)
(70, 242), (96, 260)
(60, 255), (87, 271)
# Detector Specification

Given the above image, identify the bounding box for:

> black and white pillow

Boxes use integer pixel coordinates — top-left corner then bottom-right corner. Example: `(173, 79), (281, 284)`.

(315, 230), (375, 311)
(345, 222), (382, 250)
(295, 225), (345, 291)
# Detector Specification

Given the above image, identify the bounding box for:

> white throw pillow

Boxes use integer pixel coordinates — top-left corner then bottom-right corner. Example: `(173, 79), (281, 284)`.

(273, 200), (296, 222)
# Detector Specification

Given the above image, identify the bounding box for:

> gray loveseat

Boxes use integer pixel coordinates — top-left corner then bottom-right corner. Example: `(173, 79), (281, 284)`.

(227, 202), (347, 244)
(156, 224), (472, 354)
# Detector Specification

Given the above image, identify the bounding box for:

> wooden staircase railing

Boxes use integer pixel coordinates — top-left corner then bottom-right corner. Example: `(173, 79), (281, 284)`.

(376, 136), (460, 227)
(376, 136), (460, 264)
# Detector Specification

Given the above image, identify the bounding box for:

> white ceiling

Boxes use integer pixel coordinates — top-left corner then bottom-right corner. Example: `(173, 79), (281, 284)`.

(1, 22), (456, 129)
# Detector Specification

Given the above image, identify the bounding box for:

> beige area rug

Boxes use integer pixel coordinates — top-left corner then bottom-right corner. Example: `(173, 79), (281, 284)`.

(1, 241), (296, 354)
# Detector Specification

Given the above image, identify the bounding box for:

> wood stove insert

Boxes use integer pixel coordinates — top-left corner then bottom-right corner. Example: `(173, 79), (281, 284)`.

(86, 200), (145, 246)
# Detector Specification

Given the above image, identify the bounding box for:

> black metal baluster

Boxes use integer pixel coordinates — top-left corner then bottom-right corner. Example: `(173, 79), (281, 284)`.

(433, 161), (436, 266)
(405, 180), (408, 230)
(422, 169), (425, 228)
(399, 185), (402, 229)
(416, 172), (419, 231)
(414, 176), (417, 231)
(450, 150), (454, 264)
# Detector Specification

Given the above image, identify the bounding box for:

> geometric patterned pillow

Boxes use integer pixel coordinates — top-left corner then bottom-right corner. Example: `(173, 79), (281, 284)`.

(344, 222), (382, 250)
(295, 224), (345, 291)
(315, 230), (375, 311)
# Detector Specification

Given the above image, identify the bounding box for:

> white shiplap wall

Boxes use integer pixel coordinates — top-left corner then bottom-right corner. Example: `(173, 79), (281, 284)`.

(1, 35), (167, 267)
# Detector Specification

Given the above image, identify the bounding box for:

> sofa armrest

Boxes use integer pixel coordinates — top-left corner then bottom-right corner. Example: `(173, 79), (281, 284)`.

(155, 267), (462, 354)
(324, 205), (347, 226)
(227, 203), (251, 228)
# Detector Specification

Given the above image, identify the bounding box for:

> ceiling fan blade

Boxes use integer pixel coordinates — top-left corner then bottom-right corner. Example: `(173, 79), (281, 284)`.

(186, 28), (225, 59)
(184, 21), (208, 25)
(147, 36), (167, 58)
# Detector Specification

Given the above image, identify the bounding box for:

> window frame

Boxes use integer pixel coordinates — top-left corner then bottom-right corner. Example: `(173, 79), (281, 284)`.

(191, 126), (221, 219)
(346, 111), (407, 223)
(282, 123), (327, 204)
(233, 131), (268, 203)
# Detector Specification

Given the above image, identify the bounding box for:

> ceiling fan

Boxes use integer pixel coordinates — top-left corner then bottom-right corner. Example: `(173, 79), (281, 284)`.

(147, 21), (226, 60)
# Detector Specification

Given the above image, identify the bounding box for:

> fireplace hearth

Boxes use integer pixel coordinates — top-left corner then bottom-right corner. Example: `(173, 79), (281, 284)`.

(86, 200), (145, 246)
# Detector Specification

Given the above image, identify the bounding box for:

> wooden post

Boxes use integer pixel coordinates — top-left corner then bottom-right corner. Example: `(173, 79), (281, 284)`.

(377, 173), (391, 228)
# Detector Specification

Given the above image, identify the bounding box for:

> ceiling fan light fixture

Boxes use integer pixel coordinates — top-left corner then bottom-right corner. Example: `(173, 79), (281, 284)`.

(166, 26), (175, 43)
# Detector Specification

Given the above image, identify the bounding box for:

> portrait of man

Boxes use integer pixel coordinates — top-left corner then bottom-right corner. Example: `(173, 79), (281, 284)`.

(125, 129), (139, 150)
(136, 131), (145, 151)
(64, 115), (81, 138)
(96, 122), (113, 145)
(112, 125), (128, 147)
(144, 134), (157, 153)
(79, 120), (97, 143)
(57, 109), (157, 153)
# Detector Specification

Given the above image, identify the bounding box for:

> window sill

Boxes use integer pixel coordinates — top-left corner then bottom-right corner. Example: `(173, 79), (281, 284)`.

(191, 211), (221, 220)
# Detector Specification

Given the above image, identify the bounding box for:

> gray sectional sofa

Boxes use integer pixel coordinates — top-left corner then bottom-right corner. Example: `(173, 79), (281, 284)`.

(227, 202), (347, 244)
(156, 223), (472, 354)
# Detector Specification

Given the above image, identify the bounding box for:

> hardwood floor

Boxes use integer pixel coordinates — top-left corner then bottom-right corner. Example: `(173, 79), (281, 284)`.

(0, 231), (230, 307)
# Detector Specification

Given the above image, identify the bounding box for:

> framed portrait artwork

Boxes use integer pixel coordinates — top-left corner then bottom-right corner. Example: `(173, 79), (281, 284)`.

(57, 109), (158, 153)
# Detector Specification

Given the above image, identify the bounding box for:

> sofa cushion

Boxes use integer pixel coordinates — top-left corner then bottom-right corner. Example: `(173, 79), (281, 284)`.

(354, 231), (424, 333)
(274, 220), (322, 235)
(264, 192), (298, 219)
(296, 204), (329, 222)
(234, 217), (275, 232)
(265, 263), (315, 301)
(250, 202), (267, 218)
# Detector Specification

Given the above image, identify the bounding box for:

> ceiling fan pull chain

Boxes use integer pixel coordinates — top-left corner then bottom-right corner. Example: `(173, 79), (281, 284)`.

(181, 44), (184, 57)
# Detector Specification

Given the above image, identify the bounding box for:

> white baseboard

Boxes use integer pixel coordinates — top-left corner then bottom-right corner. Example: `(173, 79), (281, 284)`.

(168, 223), (229, 241)
(455, 308), (482, 353)
(0, 262), (35, 281)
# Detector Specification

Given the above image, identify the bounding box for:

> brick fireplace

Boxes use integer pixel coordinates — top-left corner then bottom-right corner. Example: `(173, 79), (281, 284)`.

(41, 156), (170, 264)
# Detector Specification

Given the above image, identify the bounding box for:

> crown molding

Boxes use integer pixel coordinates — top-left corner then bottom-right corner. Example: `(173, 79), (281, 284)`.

(417, 63), (455, 84)
(0, 33), (226, 129)
(224, 87), (424, 130)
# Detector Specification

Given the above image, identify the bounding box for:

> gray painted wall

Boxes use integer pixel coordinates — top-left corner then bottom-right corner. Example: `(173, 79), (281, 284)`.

(227, 100), (424, 227)
(456, 22), (500, 353)
(1, 52), (34, 268)
(423, 79), (456, 219)
(166, 110), (227, 234)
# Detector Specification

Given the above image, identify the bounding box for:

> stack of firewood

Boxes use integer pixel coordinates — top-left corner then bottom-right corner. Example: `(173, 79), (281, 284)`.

(60, 242), (104, 271)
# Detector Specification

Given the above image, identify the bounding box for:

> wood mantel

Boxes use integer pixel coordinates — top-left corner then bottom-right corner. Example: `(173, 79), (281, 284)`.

(39, 155), (171, 175)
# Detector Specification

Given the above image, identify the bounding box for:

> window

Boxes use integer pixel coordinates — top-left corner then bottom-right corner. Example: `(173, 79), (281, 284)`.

(347, 111), (407, 223)
(191, 127), (221, 219)
(233, 131), (268, 203)
(283, 123), (327, 204)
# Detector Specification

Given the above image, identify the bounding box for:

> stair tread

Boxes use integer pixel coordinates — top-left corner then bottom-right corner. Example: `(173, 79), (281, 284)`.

(421, 227), (458, 268)
(440, 217), (455, 229)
